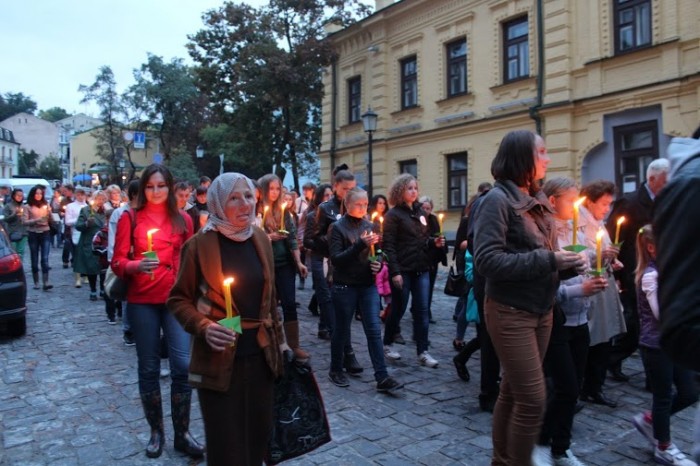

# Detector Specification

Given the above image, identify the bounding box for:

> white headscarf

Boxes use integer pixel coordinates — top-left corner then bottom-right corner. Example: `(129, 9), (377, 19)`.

(201, 173), (257, 242)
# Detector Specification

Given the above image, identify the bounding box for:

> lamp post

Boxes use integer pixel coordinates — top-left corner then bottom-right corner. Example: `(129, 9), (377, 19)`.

(361, 107), (378, 198)
(119, 159), (126, 187)
(196, 146), (204, 159)
(81, 162), (87, 187)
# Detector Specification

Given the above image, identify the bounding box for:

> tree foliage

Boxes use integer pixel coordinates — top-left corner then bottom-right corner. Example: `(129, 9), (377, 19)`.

(166, 145), (200, 184)
(0, 92), (38, 121)
(38, 107), (71, 122)
(38, 155), (62, 180)
(187, 0), (370, 190)
(18, 149), (40, 175)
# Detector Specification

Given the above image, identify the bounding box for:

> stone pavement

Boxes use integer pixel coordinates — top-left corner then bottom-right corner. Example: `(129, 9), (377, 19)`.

(0, 246), (696, 465)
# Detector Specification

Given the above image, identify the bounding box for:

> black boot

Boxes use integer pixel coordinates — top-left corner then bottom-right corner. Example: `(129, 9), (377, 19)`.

(171, 391), (205, 458)
(140, 391), (164, 458)
(42, 272), (53, 291)
(343, 352), (363, 376)
(32, 271), (40, 290)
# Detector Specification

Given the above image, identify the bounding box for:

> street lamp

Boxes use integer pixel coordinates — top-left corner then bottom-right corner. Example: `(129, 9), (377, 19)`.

(119, 159), (125, 187)
(196, 146), (204, 159)
(361, 107), (378, 198)
(81, 162), (87, 187)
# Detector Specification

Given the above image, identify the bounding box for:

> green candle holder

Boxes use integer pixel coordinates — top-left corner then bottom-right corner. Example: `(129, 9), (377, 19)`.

(563, 244), (587, 253)
(587, 268), (604, 277)
(612, 241), (624, 248)
(142, 251), (159, 260)
(218, 315), (242, 334)
(278, 229), (289, 235)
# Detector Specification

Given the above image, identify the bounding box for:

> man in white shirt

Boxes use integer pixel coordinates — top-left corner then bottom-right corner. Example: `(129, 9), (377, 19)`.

(63, 188), (87, 276)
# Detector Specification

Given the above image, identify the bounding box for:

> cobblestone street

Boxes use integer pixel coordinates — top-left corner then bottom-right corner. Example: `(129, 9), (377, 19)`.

(0, 246), (696, 465)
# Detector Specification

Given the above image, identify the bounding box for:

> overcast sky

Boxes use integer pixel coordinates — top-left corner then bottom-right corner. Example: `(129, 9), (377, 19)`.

(4, 0), (269, 116)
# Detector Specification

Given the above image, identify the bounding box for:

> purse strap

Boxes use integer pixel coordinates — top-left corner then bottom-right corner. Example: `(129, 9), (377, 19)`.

(125, 209), (136, 259)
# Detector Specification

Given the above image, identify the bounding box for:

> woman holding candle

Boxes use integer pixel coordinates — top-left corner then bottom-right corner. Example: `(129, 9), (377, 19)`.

(23, 185), (57, 291)
(257, 174), (309, 361)
(168, 172), (287, 466)
(578, 180), (626, 409)
(112, 164), (200, 459)
(3, 189), (27, 259)
(73, 190), (108, 301)
(473, 130), (585, 465)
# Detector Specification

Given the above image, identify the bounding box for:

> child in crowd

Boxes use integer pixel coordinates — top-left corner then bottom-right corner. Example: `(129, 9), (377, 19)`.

(632, 224), (697, 466)
(376, 259), (391, 322)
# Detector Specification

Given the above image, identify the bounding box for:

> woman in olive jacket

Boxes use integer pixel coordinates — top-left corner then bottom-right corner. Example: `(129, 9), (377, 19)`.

(168, 173), (286, 466)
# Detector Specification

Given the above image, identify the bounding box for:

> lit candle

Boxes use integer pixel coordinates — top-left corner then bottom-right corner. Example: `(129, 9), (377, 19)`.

(438, 213), (445, 236)
(379, 216), (384, 235)
(89, 200), (94, 213)
(262, 205), (269, 229)
(222, 277), (234, 319)
(279, 203), (286, 232)
(370, 243), (375, 257)
(146, 228), (159, 251)
(572, 197), (586, 246)
(614, 216), (626, 244)
(596, 228), (604, 272)
(371, 211), (379, 222)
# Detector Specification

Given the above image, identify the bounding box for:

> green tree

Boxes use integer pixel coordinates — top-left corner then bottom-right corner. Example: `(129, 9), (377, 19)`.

(18, 149), (40, 174)
(187, 0), (371, 190)
(38, 107), (71, 122)
(0, 92), (38, 121)
(166, 146), (200, 183)
(38, 155), (63, 180)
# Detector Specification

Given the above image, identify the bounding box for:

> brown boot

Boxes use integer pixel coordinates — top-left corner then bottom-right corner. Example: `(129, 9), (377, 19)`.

(284, 321), (310, 362)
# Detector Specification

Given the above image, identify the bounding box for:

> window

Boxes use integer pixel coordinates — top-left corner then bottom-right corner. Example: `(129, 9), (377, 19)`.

(614, 0), (651, 53)
(613, 121), (658, 193)
(503, 16), (529, 82)
(446, 39), (467, 97)
(399, 159), (417, 178)
(400, 56), (418, 109)
(348, 77), (361, 124)
(447, 153), (468, 208)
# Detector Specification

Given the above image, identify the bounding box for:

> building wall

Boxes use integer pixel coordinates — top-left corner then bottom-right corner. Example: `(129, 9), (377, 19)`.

(0, 127), (20, 178)
(0, 113), (59, 162)
(320, 0), (700, 231)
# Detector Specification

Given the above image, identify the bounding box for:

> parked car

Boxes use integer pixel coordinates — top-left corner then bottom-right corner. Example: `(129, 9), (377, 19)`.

(0, 225), (27, 337)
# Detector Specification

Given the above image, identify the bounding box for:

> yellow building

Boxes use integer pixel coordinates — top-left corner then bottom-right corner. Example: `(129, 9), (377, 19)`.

(320, 0), (700, 231)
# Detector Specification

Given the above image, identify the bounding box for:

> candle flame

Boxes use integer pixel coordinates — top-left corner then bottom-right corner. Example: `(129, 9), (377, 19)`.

(574, 197), (586, 209)
(438, 213), (444, 221)
(596, 228), (605, 241)
(371, 211), (379, 221)
(617, 216), (626, 226)
(147, 228), (159, 236)
(223, 277), (234, 286)
(379, 216), (384, 224)
(264, 206), (269, 212)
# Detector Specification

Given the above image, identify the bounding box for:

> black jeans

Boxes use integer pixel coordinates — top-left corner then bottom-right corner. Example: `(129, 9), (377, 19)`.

(582, 341), (610, 395)
(474, 272), (500, 399)
(539, 323), (590, 455)
(608, 284), (640, 368)
(62, 226), (74, 264)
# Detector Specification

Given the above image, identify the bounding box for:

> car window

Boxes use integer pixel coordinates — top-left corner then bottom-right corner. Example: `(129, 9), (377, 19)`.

(0, 226), (13, 259)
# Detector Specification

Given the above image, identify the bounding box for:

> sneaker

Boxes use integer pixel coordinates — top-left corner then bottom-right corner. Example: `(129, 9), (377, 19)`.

(90, 293), (98, 301)
(123, 333), (135, 346)
(532, 445), (553, 466)
(376, 376), (404, 394)
(107, 318), (117, 325)
(553, 449), (586, 466)
(632, 412), (655, 447)
(418, 351), (439, 368)
(393, 333), (406, 345)
(654, 444), (696, 466)
(384, 345), (401, 360)
(328, 371), (350, 387)
(63, 262), (69, 269)
(160, 361), (170, 378)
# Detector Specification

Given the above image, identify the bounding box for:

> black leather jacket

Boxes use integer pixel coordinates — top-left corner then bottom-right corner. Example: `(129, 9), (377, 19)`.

(383, 202), (435, 277)
(328, 215), (375, 286)
(306, 195), (344, 258)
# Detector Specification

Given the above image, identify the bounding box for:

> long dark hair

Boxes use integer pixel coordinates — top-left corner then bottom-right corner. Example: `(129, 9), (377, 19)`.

(309, 183), (332, 211)
(491, 130), (537, 189)
(369, 194), (388, 215)
(27, 185), (47, 208)
(136, 164), (185, 233)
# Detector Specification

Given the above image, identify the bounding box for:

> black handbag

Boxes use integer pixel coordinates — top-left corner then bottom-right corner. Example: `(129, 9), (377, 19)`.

(266, 358), (331, 465)
(444, 264), (468, 297)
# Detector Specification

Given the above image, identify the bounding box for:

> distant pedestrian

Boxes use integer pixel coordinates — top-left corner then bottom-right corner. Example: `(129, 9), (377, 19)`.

(73, 190), (108, 301)
(23, 185), (57, 291)
(3, 189), (27, 259)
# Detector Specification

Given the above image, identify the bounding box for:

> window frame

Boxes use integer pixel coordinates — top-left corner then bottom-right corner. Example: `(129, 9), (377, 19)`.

(447, 152), (468, 209)
(502, 16), (529, 83)
(399, 159), (418, 178)
(613, 120), (659, 194)
(347, 76), (362, 124)
(613, 0), (652, 54)
(400, 55), (418, 110)
(446, 38), (468, 98)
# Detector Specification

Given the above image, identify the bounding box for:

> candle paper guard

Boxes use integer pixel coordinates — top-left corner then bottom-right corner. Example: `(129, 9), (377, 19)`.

(218, 277), (242, 334)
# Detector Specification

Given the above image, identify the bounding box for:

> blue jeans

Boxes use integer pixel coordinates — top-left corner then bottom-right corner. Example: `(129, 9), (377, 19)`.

(640, 346), (698, 443)
(311, 254), (334, 333)
(331, 284), (388, 382)
(27, 231), (51, 273)
(129, 303), (191, 396)
(275, 263), (298, 322)
(384, 271), (431, 355)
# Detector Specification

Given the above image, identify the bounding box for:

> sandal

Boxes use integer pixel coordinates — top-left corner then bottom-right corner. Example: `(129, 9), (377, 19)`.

(453, 339), (466, 351)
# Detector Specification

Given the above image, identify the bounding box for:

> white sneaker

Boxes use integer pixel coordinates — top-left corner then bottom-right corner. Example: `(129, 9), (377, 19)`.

(160, 361), (170, 378)
(654, 444), (697, 466)
(418, 351), (438, 368)
(384, 345), (401, 360)
(553, 449), (586, 466)
(532, 445), (553, 466)
(632, 412), (655, 447)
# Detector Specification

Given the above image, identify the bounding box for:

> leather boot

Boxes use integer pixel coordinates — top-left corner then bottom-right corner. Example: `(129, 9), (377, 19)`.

(343, 351), (363, 376)
(32, 272), (40, 290)
(284, 321), (310, 362)
(139, 391), (165, 458)
(171, 391), (205, 458)
(42, 272), (53, 291)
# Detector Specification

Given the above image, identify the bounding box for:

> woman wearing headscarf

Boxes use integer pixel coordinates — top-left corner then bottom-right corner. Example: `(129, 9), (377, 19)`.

(168, 173), (287, 466)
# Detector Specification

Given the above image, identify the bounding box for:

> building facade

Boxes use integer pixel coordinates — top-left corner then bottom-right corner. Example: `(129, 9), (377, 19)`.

(0, 127), (20, 178)
(320, 0), (700, 230)
(0, 112), (60, 162)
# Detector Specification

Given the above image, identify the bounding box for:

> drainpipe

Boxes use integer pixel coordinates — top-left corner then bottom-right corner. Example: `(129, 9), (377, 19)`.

(529, 0), (544, 135)
(330, 57), (338, 178)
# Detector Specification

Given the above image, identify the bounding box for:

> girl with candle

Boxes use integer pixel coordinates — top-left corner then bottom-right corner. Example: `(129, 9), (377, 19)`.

(3, 189), (27, 259)
(112, 165), (200, 459)
(168, 173), (287, 466)
(368, 194), (388, 230)
(473, 131), (585, 465)
(73, 190), (108, 301)
(257, 174), (309, 361)
(23, 185), (57, 290)
(578, 180), (626, 409)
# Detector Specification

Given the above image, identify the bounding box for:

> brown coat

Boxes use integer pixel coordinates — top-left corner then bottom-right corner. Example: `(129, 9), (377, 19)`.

(167, 228), (285, 392)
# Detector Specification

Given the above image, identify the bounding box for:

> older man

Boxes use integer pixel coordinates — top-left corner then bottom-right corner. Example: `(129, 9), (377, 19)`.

(606, 158), (669, 381)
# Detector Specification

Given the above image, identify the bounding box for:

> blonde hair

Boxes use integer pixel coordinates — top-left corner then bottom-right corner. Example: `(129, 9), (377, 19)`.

(91, 190), (108, 202)
(387, 173), (417, 207)
(634, 224), (655, 288)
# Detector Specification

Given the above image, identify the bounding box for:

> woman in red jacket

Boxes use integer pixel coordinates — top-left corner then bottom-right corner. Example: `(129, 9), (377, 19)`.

(111, 164), (202, 459)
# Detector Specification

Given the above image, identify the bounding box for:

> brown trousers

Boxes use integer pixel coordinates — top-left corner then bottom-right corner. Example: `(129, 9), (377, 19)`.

(198, 353), (274, 466)
(485, 298), (552, 466)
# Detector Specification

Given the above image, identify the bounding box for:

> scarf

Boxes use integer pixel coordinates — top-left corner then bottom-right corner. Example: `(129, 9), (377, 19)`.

(201, 173), (257, 242)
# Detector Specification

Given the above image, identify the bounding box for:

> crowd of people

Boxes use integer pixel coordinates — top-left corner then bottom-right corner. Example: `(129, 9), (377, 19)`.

(2, 124), (699, 466)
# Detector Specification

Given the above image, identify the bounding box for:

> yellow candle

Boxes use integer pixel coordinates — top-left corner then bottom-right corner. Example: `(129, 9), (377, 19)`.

(279, 203), (286, 232)
(146, 228), (159, 251)
(222, 277), (234, 319)
(379, 216), (384, 235)
(371, 211), (379, 222)
(89, 200), (94, 213)
(438, 213), (445, 235)
(572, 197), (586, 246)
(614, 216), (626, 244)
(262, 205), (269, 229)
(596, 228), (604, 272)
